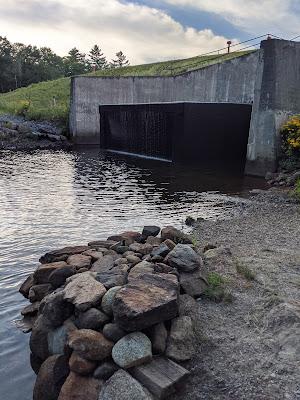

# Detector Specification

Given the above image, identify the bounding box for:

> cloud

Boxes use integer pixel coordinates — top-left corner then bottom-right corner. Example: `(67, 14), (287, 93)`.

(161, 0), (300, 38)
(0, 0), (234, 64)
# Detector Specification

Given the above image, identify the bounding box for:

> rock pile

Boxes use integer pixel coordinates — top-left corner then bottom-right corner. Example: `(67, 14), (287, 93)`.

(19, 226), (208, 400)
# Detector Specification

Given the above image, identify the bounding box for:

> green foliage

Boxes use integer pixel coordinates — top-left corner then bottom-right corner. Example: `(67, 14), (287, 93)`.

(204, 272), (232, 303)
(235, 260), (256, 280)
(207, 272), (224, 288)
(280, 115), (300, 170)
(291, 178), (300, 201)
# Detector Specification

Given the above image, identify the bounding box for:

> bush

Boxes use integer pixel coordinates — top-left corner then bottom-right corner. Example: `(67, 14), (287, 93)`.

(280, 115), (300, 170)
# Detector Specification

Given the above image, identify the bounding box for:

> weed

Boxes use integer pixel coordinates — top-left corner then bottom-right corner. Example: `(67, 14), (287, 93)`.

(235, 260), (256, 280)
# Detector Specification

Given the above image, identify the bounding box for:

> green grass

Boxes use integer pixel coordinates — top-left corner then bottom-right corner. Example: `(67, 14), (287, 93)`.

(235, 260), (256, 280)
(0, 51), (252, 126)
(204, 272), (233, 303)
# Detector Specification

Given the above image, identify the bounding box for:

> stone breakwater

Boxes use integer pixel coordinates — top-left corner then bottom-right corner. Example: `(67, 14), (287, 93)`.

(19, 226), (209, 400)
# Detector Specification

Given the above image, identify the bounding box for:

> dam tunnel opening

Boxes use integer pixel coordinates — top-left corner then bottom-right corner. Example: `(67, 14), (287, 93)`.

(99, 103), (252, 170)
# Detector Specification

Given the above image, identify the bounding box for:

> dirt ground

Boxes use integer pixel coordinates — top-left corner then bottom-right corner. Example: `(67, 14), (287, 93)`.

(174, 190), (300, 400)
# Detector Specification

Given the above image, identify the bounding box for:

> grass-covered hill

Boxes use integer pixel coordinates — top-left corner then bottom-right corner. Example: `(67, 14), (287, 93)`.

(0, 51), (252, 125)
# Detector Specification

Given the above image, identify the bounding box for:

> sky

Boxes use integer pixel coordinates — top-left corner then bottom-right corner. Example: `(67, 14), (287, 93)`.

(0, 0), (299, 64)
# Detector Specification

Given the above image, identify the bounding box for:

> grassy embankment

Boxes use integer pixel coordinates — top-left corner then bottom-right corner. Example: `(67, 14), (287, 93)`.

(0, 51), (252, 126)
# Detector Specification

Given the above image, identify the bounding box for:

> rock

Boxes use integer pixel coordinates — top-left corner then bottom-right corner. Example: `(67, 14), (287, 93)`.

(77, 267), (89, 273)
(30, 315), (52, 360)
(151, 243), (170, 258)
(103, 323), (126, 342)
(93, 361), (119, 380)
(114, 257), (129, 266)
(142, 226), (161, 238)
(68, 329), (113, 361)
(166, 316), (196, 361)
(82, 250), (104, 261)
(129, 242), (153, 255)
(29, 284), (53, 302)
(151, 255), (164, 263)
(19, 274), (35, 298)
(33, 355), (69, 400)
(112, 332), (152, 369)
(40, 246), (90, 264)
(204, 246), (233, 272)
(21, 301), (40, 316)
(69, 352), (97, 375)
(30, 352), (44, 375)
(15, 315), (37, 333)
(88, 240), (118, 249)
(18, 123), (31, 134)
(113, 273), (179, 331)
(166, 244), (203, 272)
(99, 369), (153, 400)
(163, 239), (176, 250)
(63, 272), (107, 311)
(110, 242), (130, 254)
(48, 266), (76, 289)
(128, 261), (154, 281)
(101, 286), (122, 316)
(148, 322), (168, 354)
(185, 216), (196, 226)
(58, 372), (102, 400)
(161, 226), (192, 244)
(153, 263), (177, 275)
(91, 255), (118, 273)
(76, 308), (110, 330)
(67, 254), (92, 269)
(146, 236), (162, 247)
(40, 290), (74, 328)
(126, 254), (141, 265)
(96, 267), (128, 289)
(108, 231), (142, 245)
(179, 270), (208, 297)
(34, 262), (68, 284)
(48, 320), (77, 355)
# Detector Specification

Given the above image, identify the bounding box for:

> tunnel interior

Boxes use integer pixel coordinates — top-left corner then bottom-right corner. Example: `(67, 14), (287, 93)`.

(99, 102), (252, 169)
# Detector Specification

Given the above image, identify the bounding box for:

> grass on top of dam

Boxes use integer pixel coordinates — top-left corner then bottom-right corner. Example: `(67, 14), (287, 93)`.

(0, 51), (252, 124)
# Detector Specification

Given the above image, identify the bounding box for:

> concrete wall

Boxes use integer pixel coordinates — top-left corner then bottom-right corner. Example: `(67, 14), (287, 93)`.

(245, 39), (300, 175)
(70, 51), (259, 144)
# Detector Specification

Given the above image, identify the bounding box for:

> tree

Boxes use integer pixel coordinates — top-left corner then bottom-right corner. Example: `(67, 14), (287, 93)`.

(63, 47), (90, 77)
(0, 36), (14, 92)
(110, 51), (130, 68)
(89, 44), (107, 70)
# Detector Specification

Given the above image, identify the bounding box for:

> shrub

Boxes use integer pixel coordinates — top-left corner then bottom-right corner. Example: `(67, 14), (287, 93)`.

(280, 115), (300, 170)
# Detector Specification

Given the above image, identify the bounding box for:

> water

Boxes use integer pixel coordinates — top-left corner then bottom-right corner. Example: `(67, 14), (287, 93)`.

(0, 148), (266, 399)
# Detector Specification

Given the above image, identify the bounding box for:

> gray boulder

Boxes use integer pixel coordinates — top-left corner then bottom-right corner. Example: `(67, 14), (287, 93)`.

(166, 316), (196, 361)
(166, 244), (203, 272)
(103, 323), (126, 342)
(142, 226), (161, 238)
(112, 332), (152, 368)
(93, 361), (119, 380)
(101, 286), (122, 316)
(76, 308), (110, 330)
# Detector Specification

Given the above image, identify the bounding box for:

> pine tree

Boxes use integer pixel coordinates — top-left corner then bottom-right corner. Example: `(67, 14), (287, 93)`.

(110, 51), (130, 68)
(89, 45), (107, 70)
(64, 47), (90, 76)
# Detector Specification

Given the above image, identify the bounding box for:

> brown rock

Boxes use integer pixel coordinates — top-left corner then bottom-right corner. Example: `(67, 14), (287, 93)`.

(40, 246), (90, 264)
(88, 240), (118, 249)
(127, 261), (154, 281)
(21, 301), (40, 316)
(58, 372), (102, 400)
(179, 270), (208, 297)
(129, 242), (153, 255)
(30, 315), (52, 361)
(68, 329), (114, 361)
(69, 352), (97, 375)
(163, 239), (176, 250)
(29, 284), (53, 302)
(96, 266), (128, 289)
(82, 249), (104, 261)
(91, 255), (119, 273)
(33, 355), (69, 400)
(67, 254), (92, 269)
(108, 231), (142, 245)
(166, 316), (196, 361)
(161, 226), (192, 244)
(146, 236), (162, 246)
(113, 273), (179, 331)
(19, 274), (35, 298)
(34, 262), (68, 284)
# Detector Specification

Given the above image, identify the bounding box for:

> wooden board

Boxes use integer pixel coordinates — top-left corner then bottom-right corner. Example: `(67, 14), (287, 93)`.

(131, 357), (190, 399)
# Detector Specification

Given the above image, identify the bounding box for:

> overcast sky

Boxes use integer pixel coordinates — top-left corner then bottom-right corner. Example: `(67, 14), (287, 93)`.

(1, 0), (299, 64)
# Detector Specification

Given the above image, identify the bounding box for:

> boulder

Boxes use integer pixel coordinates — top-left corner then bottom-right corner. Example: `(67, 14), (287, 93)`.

(108, 231), (142, 245)
(163, 239), (176, 250)
(166, 244), (203, 272)
(67, 254), (92, 269)
(110, 243), (130, 254)
(69, 352), (97, 375)
(76, 308), (110, 330)
(29, 284), (52, 302)
(179, 270), (208, 297)
(30, 352), (44, 375)
(91, 255), (118, 273)
(129, 242), (153, 255)
(101, 286), (122, 316)
(153, 263), (177, 275)
(142, 226), (161, 238)
(93, 361), (119, 380)
(40, 290), (74, 328)
(33, 262), (68, 284)
(19, 274), (35, 298)
(40, 246), (90, 264)
(88, 240), (117, 249)
(112, 332), (152, 368)
(161, 226), (192, 244)
(63, 272), (107, 311)
(204, 246), (233, 273)
(96, 267), (127, 289)
(166, 316), (196, 361)
(82, 250), (104, 261)
(58, 372), (102, 400)
(146, 236), (162, 246)
(48, 266), (76, 289)
(103, 323), (126, 342)
(30, 315), (52, 360)
(113, 273), (179, 331)
(48, 320), (77, 355)
(33, 355), (69, 400)
(128, 261), (154, 281)
(148, 322), (168, 354)
(151, 243), (170, 258)
(125, 254), (141, 265)
(68, 329), (113, 361)
(21, 301), (40, 316)
(99, 370), (153, 400)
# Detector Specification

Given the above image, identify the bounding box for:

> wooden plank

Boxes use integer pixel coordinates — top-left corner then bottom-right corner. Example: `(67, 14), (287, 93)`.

(131, 357), (190, 399)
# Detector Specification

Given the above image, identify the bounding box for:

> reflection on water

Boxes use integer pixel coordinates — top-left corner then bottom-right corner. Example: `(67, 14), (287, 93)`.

(0, 148), (266, 399)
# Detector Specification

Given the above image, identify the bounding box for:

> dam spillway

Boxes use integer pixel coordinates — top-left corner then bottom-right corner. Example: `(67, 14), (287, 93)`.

(99, 103), (252, 169)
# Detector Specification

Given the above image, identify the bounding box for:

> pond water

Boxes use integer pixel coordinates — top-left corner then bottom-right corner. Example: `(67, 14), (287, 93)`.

(0, 148), (266, 399)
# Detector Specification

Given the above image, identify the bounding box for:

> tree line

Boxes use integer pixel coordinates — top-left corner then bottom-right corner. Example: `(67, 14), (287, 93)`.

(0, 36), (130, 93)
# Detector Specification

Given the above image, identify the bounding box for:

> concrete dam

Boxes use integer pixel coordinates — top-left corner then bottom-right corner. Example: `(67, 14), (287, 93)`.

(70, 39), (300, 176)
